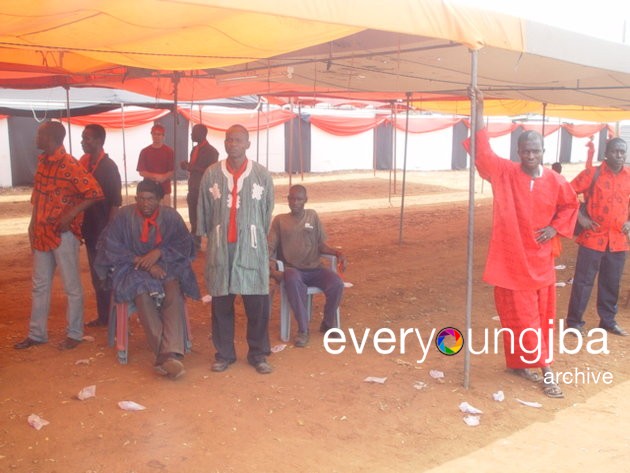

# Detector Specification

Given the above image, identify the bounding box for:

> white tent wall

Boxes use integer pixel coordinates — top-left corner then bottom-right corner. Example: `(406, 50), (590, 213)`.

(570, 135), (598, 164)
(486, 133), (512, 163)
(394, 126), (453, 171)
(0, 117), (11, 187)
(310, 127), (374, 172)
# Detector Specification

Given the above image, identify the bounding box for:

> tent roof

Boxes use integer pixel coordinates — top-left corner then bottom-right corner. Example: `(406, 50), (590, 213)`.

(0, 86), (259, 116)
(0, 1), (629, 120)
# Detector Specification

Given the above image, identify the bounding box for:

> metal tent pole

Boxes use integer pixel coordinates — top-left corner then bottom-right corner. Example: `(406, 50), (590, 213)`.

(464, 49), (479, 390)
(397, 93), (411, 244)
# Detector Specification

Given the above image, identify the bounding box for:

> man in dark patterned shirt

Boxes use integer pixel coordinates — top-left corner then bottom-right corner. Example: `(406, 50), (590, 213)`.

(14, 121), (103, 351)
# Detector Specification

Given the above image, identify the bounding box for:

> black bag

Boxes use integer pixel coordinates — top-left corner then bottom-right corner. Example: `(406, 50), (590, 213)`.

(573, 167), (601, 237)
(573, 202), (589, 236)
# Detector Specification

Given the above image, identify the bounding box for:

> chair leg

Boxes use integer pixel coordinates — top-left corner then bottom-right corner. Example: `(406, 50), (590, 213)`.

(280, 284), (291, 342)
(115, 302), (129, 365)
(306, 295), (313, 323)
(183, 304), (192, 353)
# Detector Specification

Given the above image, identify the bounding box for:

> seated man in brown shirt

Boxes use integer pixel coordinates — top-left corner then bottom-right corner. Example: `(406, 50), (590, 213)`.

(268, 185), (346, 347)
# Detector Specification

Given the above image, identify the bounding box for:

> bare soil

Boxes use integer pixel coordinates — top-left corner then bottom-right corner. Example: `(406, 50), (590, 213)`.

(1, 168), (628, 473)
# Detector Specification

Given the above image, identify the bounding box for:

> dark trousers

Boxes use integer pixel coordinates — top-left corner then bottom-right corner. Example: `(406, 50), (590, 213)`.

(86, 241), (112, 324)
(567, 245), (626, 329)
(283, 267), (344, 333)
(211, 294), (270, 365)
(187, 186), (200, 235)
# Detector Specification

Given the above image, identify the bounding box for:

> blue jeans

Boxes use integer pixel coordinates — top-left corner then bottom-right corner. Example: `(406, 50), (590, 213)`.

(29, 232), (84, 342)
(566, 245), (626, 329)
(283, 267), (344, 333)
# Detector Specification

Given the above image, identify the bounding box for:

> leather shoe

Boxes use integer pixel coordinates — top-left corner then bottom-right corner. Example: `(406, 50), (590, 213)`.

(14, 337), (45, 350)
(211, 360), (230, 372)
(58, 337), (82, 350)
(320, 322), (342, 339)
(254, 360), (273, 374)
(601, 324), (629, 336)
(294, 331), (309, 348)
(86, 319), (107, 328)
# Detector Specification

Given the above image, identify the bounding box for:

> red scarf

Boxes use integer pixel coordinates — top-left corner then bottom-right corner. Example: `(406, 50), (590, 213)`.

(79, 151), (105, 173)
(226, 158), (248, 243)
(189, 140), (207, 169)
(137, 207), (162, 245)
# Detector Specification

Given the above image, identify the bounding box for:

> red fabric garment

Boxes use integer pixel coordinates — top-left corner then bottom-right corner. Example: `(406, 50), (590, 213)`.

(31, 146), (103, 251)
(494, 285), (555, 369)
(585, 141), (595, 169)
(79, 151), (105, 173)
(136, 207), (162, 245)
(226, 159), (248, 243)
(571, 163), (630, 252)
(466, 129), (578, 290)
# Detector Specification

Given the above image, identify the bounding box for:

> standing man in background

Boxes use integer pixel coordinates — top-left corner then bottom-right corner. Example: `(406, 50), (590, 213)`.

(80, 124), (122, 327)
(180, 124), (218, 249)
(566, 137), (630, 337)
(137, 124), (174, 206)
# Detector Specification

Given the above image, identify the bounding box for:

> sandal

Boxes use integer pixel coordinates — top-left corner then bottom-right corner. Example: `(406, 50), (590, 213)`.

(542, 382), (564, 399)
(509, 368), (542, 383)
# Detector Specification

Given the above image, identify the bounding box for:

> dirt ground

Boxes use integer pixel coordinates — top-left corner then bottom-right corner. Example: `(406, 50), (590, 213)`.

(1, 168), (629, 473)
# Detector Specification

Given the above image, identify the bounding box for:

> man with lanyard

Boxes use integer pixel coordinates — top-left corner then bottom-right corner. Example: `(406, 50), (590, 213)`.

(180, 124), (219, 249)
(97, 179), (200, 379)
(566, 138), (630, 337)
(79, 124), (122, 327)
(15, 121), (103, 351)
(197, 124), (275, 374)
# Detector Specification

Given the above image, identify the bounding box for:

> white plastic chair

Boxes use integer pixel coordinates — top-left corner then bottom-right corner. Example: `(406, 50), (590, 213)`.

(275, 254), (341, 342)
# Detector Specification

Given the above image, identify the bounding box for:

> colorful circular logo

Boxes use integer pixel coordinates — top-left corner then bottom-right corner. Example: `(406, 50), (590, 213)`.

(436, 327), (464, 355)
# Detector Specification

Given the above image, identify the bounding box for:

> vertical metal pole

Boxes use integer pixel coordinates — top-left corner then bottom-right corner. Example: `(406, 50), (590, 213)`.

(288, 98), (294, 187)
(397, 93), (411, 244)
(121, 103), (129, 201)
(256, 96), (261, 163)
(172, 73), (180, 209)
(542, 102), (547, 153)
(464, 50), (479, 390)
(64, 86), (72, 156)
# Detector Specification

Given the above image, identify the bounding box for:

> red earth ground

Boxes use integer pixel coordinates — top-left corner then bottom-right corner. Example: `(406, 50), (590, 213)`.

(1, 168), (628, 472)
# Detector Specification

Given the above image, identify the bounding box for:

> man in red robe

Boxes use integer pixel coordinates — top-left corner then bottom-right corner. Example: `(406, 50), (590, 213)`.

(468, 88), (578, 398)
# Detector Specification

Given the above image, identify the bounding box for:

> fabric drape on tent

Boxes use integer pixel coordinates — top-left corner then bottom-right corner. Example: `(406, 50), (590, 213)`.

(308, 115), (387, 136)
(392, 117), (462, 134)
(63, 108), (170, 128)
(520, 124), (561, 136)
(563, 123), (614, 139)
(179, 108), (295, 132)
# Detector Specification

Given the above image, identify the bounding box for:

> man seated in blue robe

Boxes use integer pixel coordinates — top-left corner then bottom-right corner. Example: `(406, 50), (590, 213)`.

(97, 179), (200, 379)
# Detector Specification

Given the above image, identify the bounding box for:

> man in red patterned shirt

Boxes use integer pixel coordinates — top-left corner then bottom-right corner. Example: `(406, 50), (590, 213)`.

(566, 137), (630, 336)
(14, 121), (103, 351)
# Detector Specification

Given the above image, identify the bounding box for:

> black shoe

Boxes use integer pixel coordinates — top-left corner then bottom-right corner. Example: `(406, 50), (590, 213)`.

(254, 360), (273, 374)
(294, 331), (309, 348)
(600, 324), (629, 336)
(14, 337), (45, 350)
(86, 319), (107, 328)
(320, 322), (342, 339)
(566, 326), (587, 337)
(211, 360), (230, 372)
(58, 337), (82, 350)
